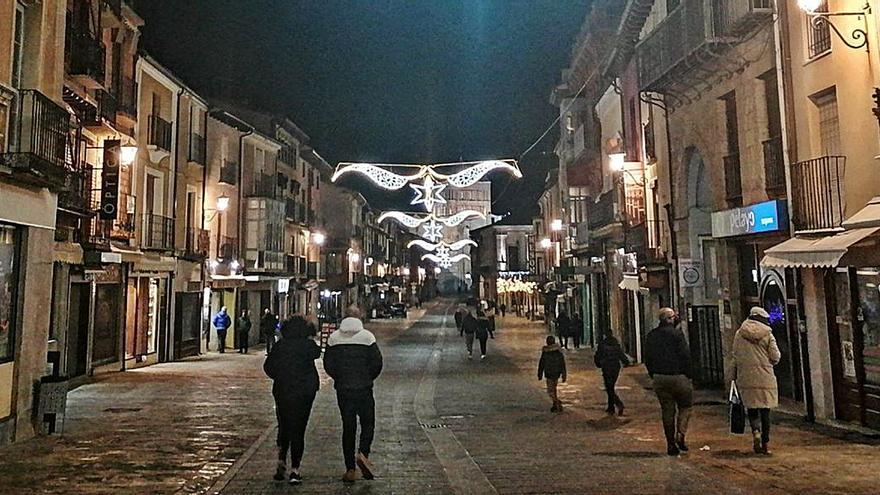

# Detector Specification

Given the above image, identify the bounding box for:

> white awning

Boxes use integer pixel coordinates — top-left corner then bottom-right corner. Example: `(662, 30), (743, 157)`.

(618, 275), (641, 291)
(843, 197), (880, 229)
(760, 228), (880, 268)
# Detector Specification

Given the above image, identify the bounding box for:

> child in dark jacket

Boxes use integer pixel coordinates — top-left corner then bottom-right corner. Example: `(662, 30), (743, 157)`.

(594, 334), (630, 416)
(538, 336), (567, 412)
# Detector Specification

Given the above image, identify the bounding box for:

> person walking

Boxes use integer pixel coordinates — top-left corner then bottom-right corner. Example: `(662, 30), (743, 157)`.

(236, 309), (252, 354)
(454, 304), (465, 334)
(261, 308), (279, 355)
(499, 303), (507, 318)
(486, 303), (497, 335)
(212, 307), (231, 353)
(324, 306), (383, 483)
(556, 311), (571, 349)
(264, 316), (321, 485)
(571, 313), (584, 349)
(475, 308), (494, 361)
(460, 305), (478, 359)
(538, 335), (567, 412)
(732, 307), (781, 455)
(594, 333), (630, 416)
(644, 307), (693, 456)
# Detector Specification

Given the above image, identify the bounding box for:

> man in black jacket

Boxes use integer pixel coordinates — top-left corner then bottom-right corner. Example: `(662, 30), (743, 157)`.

(324, 306), (383, 483)
(644, 307), (693, 456)
(261, 308), (279, 355)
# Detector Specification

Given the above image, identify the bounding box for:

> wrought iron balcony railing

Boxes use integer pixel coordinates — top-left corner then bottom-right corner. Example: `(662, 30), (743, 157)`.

(763, 136), (785, 197)
(588, 190), (618, 231)
(791, 155), (845, 233)
(148, 114), (172, 151)
(84, 89), (117, 128)
(219, 160), (238, 185)
(251, 172), (277, 198)
(65, 19), (106, 86)
(1, 89), (73, 191)
(142, 213), (174, 250)
(219, 235), (239, 260)
(116, 77), (137, 119)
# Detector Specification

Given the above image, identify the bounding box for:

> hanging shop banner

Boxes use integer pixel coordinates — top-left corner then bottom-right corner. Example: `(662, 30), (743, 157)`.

(711, 200), (787, 238)
(100, 140), (121, 220)
(679, 258), (704, 288)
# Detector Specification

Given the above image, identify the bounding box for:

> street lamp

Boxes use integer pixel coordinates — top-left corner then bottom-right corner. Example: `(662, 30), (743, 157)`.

(551, 219), (563, 232)
(540, 237), (552, 249)
(608, 152), (627, 172)
(119, 145), (138, 166)
(311, 232), (325, 246)
(798, 0), (869, 50)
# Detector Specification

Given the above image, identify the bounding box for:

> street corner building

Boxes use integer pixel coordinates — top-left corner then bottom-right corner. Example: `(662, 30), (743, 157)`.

(0, 0), (433, 446)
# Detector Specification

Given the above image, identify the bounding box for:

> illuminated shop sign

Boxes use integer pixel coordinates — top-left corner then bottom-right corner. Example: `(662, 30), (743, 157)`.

(711, 200), (788, 238)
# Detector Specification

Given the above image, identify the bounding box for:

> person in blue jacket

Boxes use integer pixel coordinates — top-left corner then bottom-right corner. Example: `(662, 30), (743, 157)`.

(213, 306), (232, 353)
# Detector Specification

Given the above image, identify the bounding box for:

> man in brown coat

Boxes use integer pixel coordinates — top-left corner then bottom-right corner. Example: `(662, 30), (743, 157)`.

(732, 306), (781, 455)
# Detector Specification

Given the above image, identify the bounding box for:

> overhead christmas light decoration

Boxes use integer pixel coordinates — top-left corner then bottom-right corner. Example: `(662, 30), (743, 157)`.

(422, 252), (470, 268)
(410, 175), (447, 211)
(377, 210), (485, 229)
(407, 239), (477, 252)
(332, 160), (521, 191)
(422, 219), (444, 242)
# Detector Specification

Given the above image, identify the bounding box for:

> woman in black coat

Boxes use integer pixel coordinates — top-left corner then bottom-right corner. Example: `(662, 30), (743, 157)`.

(594, 334), (630, 416)
(264, 316), (321, 485)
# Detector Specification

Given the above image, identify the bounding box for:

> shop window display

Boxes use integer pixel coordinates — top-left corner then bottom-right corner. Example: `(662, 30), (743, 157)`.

(856, 269), (880, 386)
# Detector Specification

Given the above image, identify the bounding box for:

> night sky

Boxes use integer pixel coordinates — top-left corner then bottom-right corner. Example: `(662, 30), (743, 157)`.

(131, 0), (591, 215)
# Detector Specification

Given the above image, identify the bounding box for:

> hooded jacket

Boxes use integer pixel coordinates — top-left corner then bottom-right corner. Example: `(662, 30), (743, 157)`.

(324, 317), (383, 391)
(212, 310), (231, 331)
(460, 312), (479, 336)
(263, 337), (321, 401)
(732, 316), (781, 409)
(594, 337), (630, 372)
(538, 344), (566, 381)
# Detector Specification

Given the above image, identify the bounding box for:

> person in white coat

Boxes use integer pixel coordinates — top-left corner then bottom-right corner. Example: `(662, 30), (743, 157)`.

(732, 306), (781, 455)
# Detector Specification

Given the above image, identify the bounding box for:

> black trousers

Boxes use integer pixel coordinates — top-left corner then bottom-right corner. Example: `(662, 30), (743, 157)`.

(337, 388), (376, 470)
(747, 408), (771, 445)
(602, 367), (624, 411)
(263, 332), (275, 353)
(478, 335), (488, 356)
(236, 332), (249, 353)
(276, 393), (316, 469)
(217, 330), (227, 353)
(573, 333), (582, 349)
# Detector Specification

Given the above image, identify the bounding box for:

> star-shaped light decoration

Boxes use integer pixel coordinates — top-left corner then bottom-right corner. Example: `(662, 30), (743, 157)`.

(435, 244), (451, 258)
(421, 219), (444, 242)
(410, 175), (447, 212)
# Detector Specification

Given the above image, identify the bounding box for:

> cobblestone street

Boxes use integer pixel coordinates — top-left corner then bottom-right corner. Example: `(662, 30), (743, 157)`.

(2, 300), (880, 494)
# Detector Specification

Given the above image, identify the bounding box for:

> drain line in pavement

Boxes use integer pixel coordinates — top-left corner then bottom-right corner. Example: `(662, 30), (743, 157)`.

(413, 306), (498, 495)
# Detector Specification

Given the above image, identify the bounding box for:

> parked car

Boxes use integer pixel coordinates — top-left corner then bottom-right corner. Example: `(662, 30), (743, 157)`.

(389, 303), (408, 318)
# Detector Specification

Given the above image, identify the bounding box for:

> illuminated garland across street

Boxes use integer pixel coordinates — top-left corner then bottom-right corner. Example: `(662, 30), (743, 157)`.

(332, 159), (521, 271)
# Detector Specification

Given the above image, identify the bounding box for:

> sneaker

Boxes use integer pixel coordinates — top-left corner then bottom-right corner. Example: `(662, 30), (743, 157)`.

(273, 461), (286, 481)
(356, 453), (375, 480)
(342, 469), (358, 483)
(675, 434), (689, 453)
(480, 354), (486, 361)
(667, 444), (680, 456)
(288, 470), (302, 485)
(467, 353), (473, 360)
(761, 443), (772, 456)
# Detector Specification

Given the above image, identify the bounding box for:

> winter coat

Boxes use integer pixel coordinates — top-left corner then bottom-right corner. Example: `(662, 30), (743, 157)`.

(236, 316), (251, 335)
(475, 315), (493, 340)
(454, 311), (464, 328)
(538, 344), (567, 381)
(260, 313), (278, 336)
(263, 337), (321, 403)
(594, 339), (629, 372)
(324, 317), (383, 391)
(556, 314), (571, 336)
(212, 311), (231, 331)
(460, 312), (479, 336)
(644, 324), (691, 378)
(732, 317), (781, 409)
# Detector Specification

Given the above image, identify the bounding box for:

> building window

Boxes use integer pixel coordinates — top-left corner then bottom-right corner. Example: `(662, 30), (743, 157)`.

(0, 224), (20, 363)
(806, 1), (831, 58)
(722, 91), (742, 205)
(814, 89), (841, 156)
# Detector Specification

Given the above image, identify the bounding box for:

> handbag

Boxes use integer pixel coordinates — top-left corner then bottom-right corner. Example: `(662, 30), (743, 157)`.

(729, 380), (746, 435)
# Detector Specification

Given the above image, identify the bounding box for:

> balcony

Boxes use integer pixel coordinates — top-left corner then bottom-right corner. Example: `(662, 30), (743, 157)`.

(285, 199), (301, 221)
(250, 172), (277, 198)
(83, 89), (117, 129)
(626, 221), (667, 265)
(574, 221), (590, 246)
(637, 0), (772, 93)
(83, 176), (137, 248)
(763, 136), (785, 197)
(723, 153), (743, 205)
(189, 133), (206, 165)
(142, 213), (174, 251)
(1, 90), (73, 191)
(185, 227), (210, 259)
(65, 20), (106, 89)
(116, 77), (137, 120)
(588, 191), (619, 231)
(147, 115), (172, 151)
(791, 156), (845, 233)
(219, 160), (238, 185)
(58, 168), (91, 214)
(219, 235), (239, 260)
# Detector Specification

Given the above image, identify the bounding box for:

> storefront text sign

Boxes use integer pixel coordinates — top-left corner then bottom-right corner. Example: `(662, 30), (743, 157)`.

(711, 200), (787, 238)
(100, 140), (121, 220)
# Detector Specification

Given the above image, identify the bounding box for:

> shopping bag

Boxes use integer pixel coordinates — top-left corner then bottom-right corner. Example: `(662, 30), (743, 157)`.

(729, 380), (746, 435)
